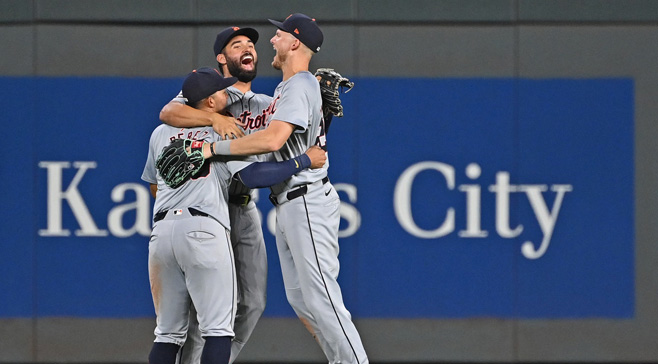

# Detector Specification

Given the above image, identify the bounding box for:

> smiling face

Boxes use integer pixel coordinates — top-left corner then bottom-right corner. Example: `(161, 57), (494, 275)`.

(270, 29), (296, 70)
(218, 35), (258, 82)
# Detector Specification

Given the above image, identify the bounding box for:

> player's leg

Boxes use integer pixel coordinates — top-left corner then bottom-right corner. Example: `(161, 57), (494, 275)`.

(179, 304), (203, 364)
(228, 202), (268, 362)
(181, 203), (267, 364)
(275, 205), (337, 363)
(279, 186), (368, 364)
(200, 336), (232, 364)
(149, 220), (192, 362)
(179, 217), (236, 364)
(150, 342), (181, 364)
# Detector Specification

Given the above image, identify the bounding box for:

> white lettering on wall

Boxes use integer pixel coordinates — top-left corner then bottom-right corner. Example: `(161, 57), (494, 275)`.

(39, 161), (151, 238)
(334, 183), (361, 238)
(394, 161), (455, 239)
(108, 183), (152, 237)
(39, 161), (108, 237)
(519, 184), (573, 259)
(394, 161), (573, 259)
(38, 160), (572, 259)
(458, 163), (488, 238)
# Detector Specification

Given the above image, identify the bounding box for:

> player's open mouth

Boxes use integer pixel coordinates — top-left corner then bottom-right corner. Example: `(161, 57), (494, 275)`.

(241, 54), (254, 65)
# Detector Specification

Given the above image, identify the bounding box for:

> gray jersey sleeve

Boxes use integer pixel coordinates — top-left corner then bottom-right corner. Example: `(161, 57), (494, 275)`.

(141, 125), (165, 184)
(171, 90), (185, 104)
(226, 155), (258, 176)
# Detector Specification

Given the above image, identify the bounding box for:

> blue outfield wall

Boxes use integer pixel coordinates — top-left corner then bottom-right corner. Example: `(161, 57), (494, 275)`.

(0, 76), (634, 319)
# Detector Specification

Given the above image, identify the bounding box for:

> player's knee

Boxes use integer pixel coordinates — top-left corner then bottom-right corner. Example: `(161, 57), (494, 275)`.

(254, 291), (267, 315)
(251, 289), (267, 313)
(305, 295), (348, 321)
(285, 288), (306, 312)
(240, 289), (266, 317)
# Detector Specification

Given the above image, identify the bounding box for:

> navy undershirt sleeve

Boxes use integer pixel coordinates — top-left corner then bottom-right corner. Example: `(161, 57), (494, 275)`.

(236, 154), (312, 188)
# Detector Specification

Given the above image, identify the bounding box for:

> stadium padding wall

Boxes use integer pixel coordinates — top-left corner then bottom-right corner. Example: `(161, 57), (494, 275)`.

(1, 1), (658, 362)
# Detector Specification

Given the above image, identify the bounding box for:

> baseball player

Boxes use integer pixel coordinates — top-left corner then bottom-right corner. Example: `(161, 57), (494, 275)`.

(159, 26), (272, 364)
(142, 69), (241, 364)
(143, 68), (326, 364)
(202, 14), (368, 364)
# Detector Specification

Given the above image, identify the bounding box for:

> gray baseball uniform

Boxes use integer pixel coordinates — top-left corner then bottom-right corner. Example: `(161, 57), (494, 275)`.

(173, 87), (273, 364)
(267, 71), (368, 364)
(225, 87), (273, 362)
(142, 124), (253, 351)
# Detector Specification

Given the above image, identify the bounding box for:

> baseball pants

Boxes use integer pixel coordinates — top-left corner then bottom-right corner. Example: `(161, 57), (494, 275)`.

(274, 181), (368, 364)
(149, 208), (236, 346)
(180, 201), (267, 364)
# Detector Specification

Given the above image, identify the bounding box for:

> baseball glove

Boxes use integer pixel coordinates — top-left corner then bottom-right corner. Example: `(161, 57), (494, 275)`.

(315, 68), (354, 118)
(155, 139), (206, 189)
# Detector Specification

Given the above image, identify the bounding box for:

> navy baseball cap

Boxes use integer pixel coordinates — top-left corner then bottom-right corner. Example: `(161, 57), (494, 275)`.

(214, 26), (259, 56)
(268, 13), (323, 53)
(182, 67), (237, 105)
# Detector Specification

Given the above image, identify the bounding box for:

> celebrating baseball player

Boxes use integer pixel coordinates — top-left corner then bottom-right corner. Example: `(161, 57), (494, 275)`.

(158, 24), (354, 364)
(142, 70), (242, 364)
(143, 67), (326, 364)
(189, 13), (368, 364)
(160, 26), (272, 364)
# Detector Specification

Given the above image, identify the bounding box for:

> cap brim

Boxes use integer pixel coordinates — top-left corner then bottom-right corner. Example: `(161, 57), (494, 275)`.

(268, 19), (287, 31)
(183, 74), (239, 105)
(223, 76), (238, 89)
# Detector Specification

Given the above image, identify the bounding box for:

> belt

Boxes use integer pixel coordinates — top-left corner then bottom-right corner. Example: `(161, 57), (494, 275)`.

(153, 207), (209, 223)
(228, 193), (251, 206)
(269, 177), (329, 206)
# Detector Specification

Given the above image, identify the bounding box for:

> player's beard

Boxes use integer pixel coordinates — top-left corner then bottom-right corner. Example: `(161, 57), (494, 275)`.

(225, 54), (257, 83)
(272, 51), (285, 70)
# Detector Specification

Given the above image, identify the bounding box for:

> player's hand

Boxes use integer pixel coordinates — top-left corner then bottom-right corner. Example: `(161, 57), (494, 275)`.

(305, 146), (327, 169)
(211, 113), (244, 140)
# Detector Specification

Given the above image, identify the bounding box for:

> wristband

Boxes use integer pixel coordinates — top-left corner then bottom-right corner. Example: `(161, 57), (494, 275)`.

(298, 154), (311, 169)
(210, 142), (217, 157)
(214, 140), (232, 155)
(190, 140), (205, 154)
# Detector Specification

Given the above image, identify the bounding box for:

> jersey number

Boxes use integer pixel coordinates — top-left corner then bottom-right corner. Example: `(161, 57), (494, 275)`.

(315, 116), (327, 151)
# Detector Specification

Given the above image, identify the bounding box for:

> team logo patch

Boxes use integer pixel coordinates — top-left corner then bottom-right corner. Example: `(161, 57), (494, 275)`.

(173, 209), (183, 215)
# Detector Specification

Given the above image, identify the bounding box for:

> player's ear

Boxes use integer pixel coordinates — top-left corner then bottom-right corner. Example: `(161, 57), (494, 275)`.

(216, 53), (227, 66)
(291, 39), (300, 51)
(206, 92), (224, 112)
(206, 94), (216, 109)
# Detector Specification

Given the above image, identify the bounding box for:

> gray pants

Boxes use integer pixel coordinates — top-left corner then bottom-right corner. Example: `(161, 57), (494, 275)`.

(275, 181), (368, 364)
(181, 201), (267, 363)
(149, 208), (236, 346)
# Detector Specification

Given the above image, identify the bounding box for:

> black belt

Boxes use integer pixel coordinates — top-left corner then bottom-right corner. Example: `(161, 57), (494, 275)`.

(269, 177), (329, 206)
(153, 207), (209, 223)
(228, 193), (251, 206)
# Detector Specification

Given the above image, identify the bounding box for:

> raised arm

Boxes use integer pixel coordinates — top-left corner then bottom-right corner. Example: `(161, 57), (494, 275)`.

(160, 100), (245, 139)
